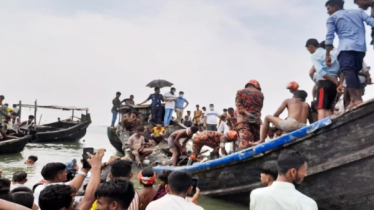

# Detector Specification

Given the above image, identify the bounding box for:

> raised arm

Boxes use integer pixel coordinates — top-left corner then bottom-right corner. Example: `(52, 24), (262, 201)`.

(273, 100), (288, 117)
(75, 149), (105, 210)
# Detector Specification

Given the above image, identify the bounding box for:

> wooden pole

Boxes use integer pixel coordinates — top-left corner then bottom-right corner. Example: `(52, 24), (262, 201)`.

(34, 100), (37, 131)
(72, 110), (74, 121)
(18, 101), (22, 120)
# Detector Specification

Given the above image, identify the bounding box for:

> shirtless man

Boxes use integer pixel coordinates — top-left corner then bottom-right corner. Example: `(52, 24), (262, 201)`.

(168, 126), (199, 166)
(137, 167), (157, 210)
(258, 90), (314, 144)
(187, 131), (238, 165)
(129, 127), (153, 166)
(226, 107), (237, 131)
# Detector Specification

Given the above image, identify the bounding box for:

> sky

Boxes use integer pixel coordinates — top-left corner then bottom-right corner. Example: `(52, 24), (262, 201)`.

(1, 0), (373, 126)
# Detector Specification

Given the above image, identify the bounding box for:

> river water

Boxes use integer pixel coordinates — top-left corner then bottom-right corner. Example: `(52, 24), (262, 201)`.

(0, 126), (247, 210)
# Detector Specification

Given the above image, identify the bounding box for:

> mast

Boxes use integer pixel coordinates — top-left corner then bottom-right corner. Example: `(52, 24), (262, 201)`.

(34, 100), (37, 131)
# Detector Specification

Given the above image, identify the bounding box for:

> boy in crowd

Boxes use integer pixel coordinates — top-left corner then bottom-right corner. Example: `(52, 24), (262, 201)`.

(137, 168), (158, 210)
(129, 127), (153, 167)
(11, 171), (28, 190)
(150, 123), (166, 145)
(260, 161), (278, 186)
(183, 116), (193, 127)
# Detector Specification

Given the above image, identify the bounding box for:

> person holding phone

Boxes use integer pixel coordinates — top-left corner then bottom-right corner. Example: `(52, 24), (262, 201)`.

(129, 126), (153, 167)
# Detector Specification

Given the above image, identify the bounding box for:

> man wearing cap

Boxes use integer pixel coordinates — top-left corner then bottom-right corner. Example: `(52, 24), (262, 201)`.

(286, 82), (299, 94)
(235, 80), (264, 148)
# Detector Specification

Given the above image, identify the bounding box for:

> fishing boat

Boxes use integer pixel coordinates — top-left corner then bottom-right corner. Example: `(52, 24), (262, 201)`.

(154, 98), (374, 210)
(20, 101), (91, 143)
(0, 135), (32, 154)
(108, 104), (186, 154)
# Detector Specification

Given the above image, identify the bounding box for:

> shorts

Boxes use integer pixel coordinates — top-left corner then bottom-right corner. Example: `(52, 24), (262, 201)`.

(207, 124), (217, 131)
(316, 80), (337, 110)
(279, 118), (306, 133)
(338, 51), (365, 89)
(168, 135), (176, 148)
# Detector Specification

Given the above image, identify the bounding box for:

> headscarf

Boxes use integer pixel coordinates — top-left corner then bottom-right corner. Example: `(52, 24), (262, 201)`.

(138, 171), (157, 185)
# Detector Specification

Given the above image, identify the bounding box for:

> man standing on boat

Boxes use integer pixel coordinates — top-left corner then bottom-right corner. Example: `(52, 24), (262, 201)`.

(175, 91), (189, 123)
(204, 104), (219, 131)
(258, 90), (313, 144)
(139, 87), (168, 124)
(235, 80), (264, 148)
(250, 150), (318, 210)
(122, 95), (135, 105)
(325, 0), (374, 109)
(111, 92), (121, 127)
(163, 87), (178, 127)
(306, 38), (339, 120)
(0, 95), (9, 124)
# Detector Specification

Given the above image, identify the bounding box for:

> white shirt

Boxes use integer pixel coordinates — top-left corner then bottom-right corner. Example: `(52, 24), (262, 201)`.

(34, 182), (69, 207)
(146, 194), (204, 210)
(218, 121), (229, 134)
(164, 92), (177, 109)
(10, 183), (25, 190)
(205, 110), (219, 125)
(250, 181), (318, 210)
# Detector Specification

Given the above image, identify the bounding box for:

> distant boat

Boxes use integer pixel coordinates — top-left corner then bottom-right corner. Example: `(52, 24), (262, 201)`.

(154, 99), (374, 210)
(0, 135), (31, 154)
(19, 102), (91, 143)
(108, 104), (186, 154)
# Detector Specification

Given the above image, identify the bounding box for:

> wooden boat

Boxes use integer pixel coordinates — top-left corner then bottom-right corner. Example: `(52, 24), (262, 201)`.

(108, 104), (186, 154)
(0, 135), (32, 154)
(19, 102), (91, 143)
(155, 99), (374, 210)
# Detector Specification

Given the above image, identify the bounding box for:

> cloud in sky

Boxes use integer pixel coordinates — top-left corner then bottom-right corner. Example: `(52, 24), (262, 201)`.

(1, 0), (373, 125)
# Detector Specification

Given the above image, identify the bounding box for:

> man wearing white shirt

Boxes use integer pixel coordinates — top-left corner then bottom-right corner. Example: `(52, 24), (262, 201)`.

(217, 115), (229, 134)
(163, 87), (178, 127)
(250, 149), (318, 210)
(146, 171), (204, 210)
(204, 104), (219, 131)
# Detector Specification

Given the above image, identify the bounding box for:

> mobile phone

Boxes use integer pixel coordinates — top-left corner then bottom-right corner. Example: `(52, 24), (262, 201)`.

(187, 177), (199, 197)
(82, 147), (94, 169)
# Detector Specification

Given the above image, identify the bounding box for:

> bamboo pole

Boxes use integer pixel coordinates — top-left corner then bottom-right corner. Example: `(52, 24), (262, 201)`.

(34, 100), (37, 131)
(18, 101), (22, 120)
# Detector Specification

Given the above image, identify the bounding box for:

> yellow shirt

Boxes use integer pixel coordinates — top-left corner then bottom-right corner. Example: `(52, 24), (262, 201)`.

(91, 200), (97, 210)
(151, 127), (165, 137)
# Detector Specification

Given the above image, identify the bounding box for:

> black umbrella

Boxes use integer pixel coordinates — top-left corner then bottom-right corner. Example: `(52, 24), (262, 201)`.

(146, 79), (174, 88)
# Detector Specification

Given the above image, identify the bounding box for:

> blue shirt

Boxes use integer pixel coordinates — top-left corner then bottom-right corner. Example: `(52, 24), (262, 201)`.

(147, 94), (163, 107)
(326, 9), (374, 53)
(311, 48), (340, 82)
(175, 97), (188, 109)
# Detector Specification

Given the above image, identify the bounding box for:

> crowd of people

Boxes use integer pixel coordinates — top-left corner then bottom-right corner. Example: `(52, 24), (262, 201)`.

(0, 95), (36, 141)
(108, 0), (374, 169)
(0, 149), (205, 210)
